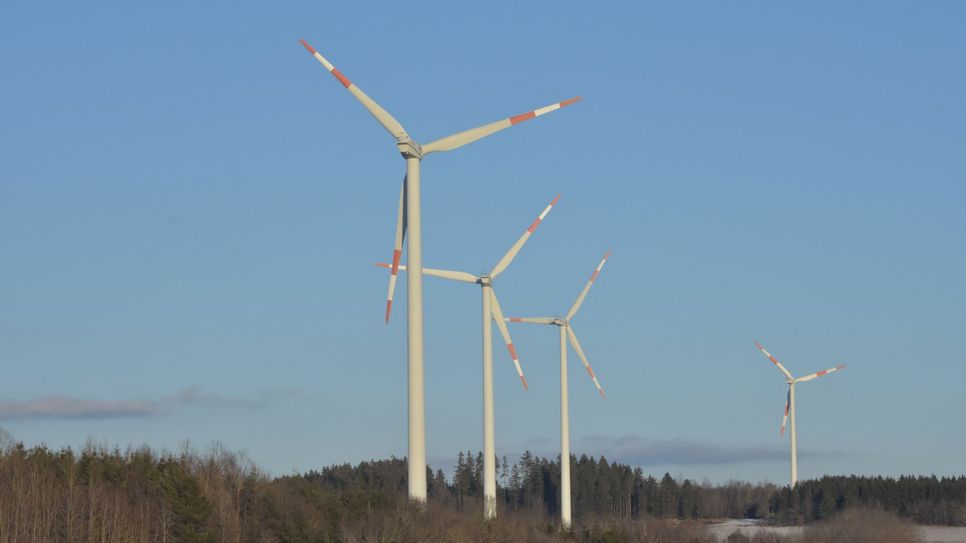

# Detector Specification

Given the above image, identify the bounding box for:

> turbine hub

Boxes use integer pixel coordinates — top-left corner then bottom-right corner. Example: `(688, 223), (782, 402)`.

(397, 139), (423, 159)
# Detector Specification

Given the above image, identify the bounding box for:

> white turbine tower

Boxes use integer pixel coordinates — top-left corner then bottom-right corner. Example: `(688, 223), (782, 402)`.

(506, 250), (611, 529)
(299, 39), (581, 505)
(755, 342), (846, 488)
(378, 196), (559, 519)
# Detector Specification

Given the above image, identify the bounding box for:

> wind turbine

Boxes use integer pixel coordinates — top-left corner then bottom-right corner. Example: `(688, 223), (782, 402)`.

(505, 250), (611, 530)
(755, 342), (846, 488)
(377, 195), (559, 520)
(299, 39), (581, 505)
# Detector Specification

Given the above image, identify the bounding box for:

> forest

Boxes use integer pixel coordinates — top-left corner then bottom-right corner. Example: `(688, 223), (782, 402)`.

(0, 433), (963, 542)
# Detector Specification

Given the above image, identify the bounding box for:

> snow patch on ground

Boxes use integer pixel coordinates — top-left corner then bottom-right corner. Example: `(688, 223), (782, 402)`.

(703, 519), (966, 542)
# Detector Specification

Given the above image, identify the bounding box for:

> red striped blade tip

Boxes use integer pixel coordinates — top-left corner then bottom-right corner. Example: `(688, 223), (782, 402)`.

(560, 96), (583, 107)
(520, 375), (529, 390)
(299, 39), (317, 55)
(374, 262), (391, 268)
(384, 301), (393, 324)
(550, 194), (561, 206)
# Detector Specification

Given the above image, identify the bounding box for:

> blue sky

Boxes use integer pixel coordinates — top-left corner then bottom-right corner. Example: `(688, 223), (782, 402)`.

(1, 2), (964, 484)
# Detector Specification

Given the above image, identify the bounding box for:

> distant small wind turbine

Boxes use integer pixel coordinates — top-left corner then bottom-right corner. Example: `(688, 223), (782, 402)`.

(377, 195), (559, 520)
(755, 342), (846, 488)
(505, 250), (611, 530)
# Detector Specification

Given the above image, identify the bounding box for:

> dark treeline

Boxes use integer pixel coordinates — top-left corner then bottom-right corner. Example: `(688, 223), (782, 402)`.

(775, 475), (966, 526)
(0, 435), (962, 542)
(313, 450), (966, 527)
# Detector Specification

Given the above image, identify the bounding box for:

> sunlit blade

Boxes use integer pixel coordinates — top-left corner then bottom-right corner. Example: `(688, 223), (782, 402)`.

(421, 97), (582, 155)
(781, 389), (790, 436)
(566, 250), (612, 321)
(490, 195), (560, 278)
(375, 263), (478, 284)
(299, 39), (410, 141)
(795, 364), (846, 383)
(385, 177), (407, 323)
(489, 289), (528, 390)
(506, 317), (556, 325)
(754, 342), (795, 381)
(566, 326), (606, 399)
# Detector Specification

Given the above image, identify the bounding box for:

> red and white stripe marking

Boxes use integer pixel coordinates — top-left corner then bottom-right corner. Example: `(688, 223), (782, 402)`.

(755, 342), (778, 365)
(375, 261), (401, 323)
(509, 317), (523, 323)
(585, 366), (606, 399)
(781, 390), (790, 436)
(796, 364), (847, 382)
(755, 341), (795, 379)
(505, 343), (528, 390)
(385, 248), (403, 323)
(589, 249), (612, 283)
(527, 194), (561, 233)
(490, 194), (560, 278)
(300, 39), (353, 88)
(510, 97), (582, 125)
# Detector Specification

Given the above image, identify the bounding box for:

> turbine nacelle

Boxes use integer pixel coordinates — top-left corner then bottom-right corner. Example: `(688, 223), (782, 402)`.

(396, 140), (423, 159)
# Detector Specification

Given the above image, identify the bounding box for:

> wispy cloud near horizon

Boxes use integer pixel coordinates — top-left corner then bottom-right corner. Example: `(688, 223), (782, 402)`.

(0, 387), (298, 421)
(574, 435), (843, 466)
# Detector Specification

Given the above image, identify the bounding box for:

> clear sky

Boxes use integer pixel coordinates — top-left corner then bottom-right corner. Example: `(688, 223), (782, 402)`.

(2, 2), (964, 484)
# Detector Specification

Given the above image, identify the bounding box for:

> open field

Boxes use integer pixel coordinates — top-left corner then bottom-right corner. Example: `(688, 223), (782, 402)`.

(705, 519), (966, 543)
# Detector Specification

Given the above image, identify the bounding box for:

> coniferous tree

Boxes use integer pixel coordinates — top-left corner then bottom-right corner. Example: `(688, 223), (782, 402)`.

(659, 472), (678, 518)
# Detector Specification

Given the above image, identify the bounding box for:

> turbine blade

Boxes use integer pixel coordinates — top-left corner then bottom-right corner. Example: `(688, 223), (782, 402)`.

(795, 364), (847, 383)
(566, 326), (606, 399)
(566, 250), (612, 321)
(299, 39), (410, 141)
(385, 177), (407, 323)
(754, 342), (795, 381)
(489, 289), (528, 390)
(781, 389), (790, 436)
(490, 195), (560, 278)
(506, 317), (556, 325)
(421, 97), (582, 155)
(375, 263), (478, 284)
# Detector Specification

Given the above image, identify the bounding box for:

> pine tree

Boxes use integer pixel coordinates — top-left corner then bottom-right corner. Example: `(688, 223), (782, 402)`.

(659, 473), (678, 518)
(156, 458), (213, 543)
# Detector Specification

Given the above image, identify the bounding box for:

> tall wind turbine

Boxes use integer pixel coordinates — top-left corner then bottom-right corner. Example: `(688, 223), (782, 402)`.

(506, 250), (611, 529)
(755, 342), (846, 488)
(299, 40), (581, 504)
(377, 195), (559, 520)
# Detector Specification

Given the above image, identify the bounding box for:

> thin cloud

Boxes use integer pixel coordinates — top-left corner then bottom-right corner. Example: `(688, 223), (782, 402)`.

(577, 435), (841, 466)
(166, 387), (277, 410)
(0, 397), (159, 420)
(0, 387), (298, 421)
